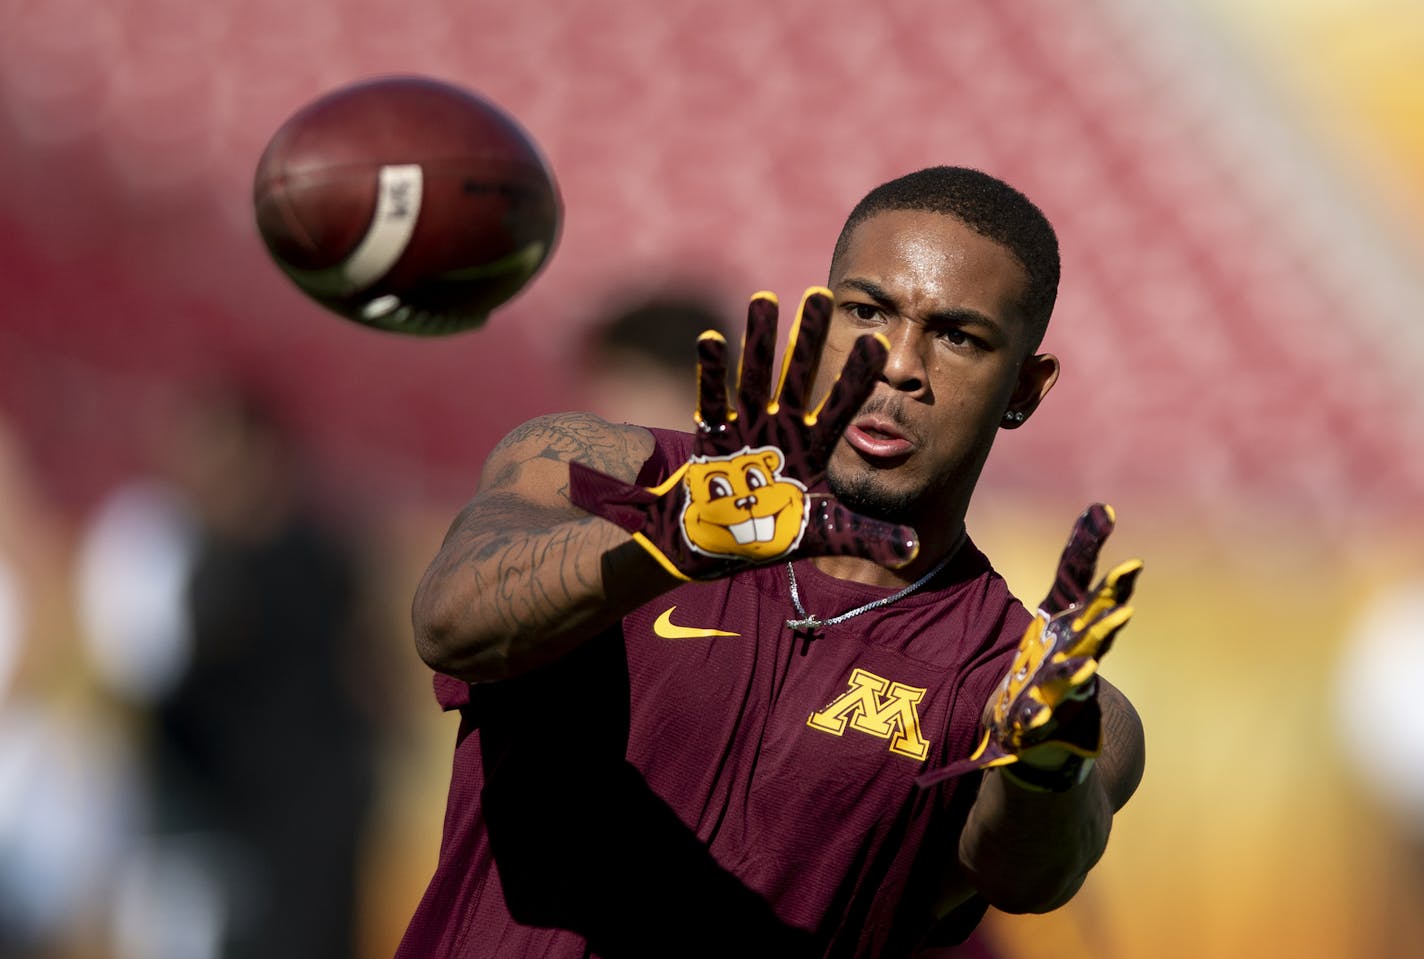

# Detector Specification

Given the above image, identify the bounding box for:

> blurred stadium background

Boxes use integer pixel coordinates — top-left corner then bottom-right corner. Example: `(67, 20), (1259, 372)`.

(2, 0), (1423, 956)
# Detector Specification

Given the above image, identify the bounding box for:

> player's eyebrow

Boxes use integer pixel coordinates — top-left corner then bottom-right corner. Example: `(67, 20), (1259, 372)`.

(838, 277), (897, 310)
(837, 277), (1004, 336)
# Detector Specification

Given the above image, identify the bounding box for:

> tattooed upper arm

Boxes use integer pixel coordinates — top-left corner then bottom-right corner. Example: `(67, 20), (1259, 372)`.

(476, 412), (654, 509)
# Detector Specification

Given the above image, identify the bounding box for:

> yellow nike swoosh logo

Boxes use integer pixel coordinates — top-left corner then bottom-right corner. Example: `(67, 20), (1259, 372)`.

(652, 606), (740, 640)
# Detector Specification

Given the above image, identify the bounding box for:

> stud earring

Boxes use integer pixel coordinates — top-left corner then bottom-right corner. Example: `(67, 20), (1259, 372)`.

(1003, 410), (1026, 424)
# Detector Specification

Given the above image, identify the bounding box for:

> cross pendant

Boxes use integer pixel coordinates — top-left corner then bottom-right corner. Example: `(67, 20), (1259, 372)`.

(786, 615), (824, 632)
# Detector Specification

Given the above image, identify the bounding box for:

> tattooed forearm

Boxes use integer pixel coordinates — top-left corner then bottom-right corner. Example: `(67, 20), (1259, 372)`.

(487, 520), (607, 635)
(417, 511), (631, 680)
(412, 411), (673, 681)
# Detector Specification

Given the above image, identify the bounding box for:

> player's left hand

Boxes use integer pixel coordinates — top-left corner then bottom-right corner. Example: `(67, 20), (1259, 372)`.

(917, 504), (1142, 788)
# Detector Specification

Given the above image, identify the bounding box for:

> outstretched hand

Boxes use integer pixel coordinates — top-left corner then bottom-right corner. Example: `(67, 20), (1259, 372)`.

(917, 504), (1142, 788)
(569, 287), (919, 582)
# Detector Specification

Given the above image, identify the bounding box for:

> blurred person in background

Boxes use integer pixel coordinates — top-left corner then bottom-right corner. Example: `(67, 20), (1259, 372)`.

(0, 413), (140, 958)
(577, 286), (733, 431)
(78, 379), (384, 959)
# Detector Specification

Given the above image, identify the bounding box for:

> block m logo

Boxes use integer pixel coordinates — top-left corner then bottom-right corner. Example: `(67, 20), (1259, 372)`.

(807, 668), (930, 761)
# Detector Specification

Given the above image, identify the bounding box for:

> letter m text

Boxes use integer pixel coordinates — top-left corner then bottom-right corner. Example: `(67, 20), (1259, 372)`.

(807, 668), (930, 761)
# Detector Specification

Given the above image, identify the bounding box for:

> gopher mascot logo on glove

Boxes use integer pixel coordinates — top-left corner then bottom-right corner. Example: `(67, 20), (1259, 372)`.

(680, 445), (809, 561)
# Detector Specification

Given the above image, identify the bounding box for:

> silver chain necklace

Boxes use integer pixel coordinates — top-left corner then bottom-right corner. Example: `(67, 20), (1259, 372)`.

(784, 544), (960, 632)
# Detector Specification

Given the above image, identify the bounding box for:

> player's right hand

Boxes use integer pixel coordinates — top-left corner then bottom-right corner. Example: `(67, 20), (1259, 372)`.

(916, 504), (1142, 789)
(568, 287), (919, 582)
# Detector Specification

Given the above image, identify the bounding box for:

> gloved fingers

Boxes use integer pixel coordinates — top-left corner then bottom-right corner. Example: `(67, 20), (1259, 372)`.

(1103, 558), (1144, 604)
(1032, 656), (1101, 707)
(919, 668), (1105, 790)
(736, 292), (780, 415)
(1070, 560), (1142, 631)
(808, 332), (890, 457)
(1015, 696), (1103, 757)
(1048, 597), (1133, 661)
(799, 496), (919, 569)
(695, 331), (732, 432)
(1006, 696), (1053, 737)
(1083, 605), (1135, 661)
(776, 288), (833, 415)
(1041, 503), (1116, 615)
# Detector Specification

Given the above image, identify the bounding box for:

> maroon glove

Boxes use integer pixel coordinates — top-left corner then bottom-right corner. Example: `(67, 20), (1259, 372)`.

(917, 504), (1142, 789)
(569, 287), (919, 581)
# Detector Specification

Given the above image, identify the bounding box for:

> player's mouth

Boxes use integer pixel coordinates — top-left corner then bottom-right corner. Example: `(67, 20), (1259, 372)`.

(845, 413), (915, 460)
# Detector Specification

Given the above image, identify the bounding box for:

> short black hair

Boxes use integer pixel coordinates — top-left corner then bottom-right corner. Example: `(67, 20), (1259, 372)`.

(832, 166), (1060, 351)
(583, 290), (730, 374)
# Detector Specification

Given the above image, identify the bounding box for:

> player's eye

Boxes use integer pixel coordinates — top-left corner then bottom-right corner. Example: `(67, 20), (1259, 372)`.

(848, 303), (882, 323)
(708, 477), (734, 500)
(939, 328), (984, 351)
(744, 466), (768, 489)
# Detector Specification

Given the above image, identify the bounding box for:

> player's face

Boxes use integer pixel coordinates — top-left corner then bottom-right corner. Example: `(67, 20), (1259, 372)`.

(816, 209), (1057, 525)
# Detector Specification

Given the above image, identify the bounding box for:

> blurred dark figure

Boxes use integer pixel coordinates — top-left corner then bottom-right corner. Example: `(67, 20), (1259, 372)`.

(148, 382), (379, 959)
(578, 287), (732, 430)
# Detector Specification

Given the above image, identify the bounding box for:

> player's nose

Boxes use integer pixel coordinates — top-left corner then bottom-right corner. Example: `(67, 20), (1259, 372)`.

(878, 324), (928, 395)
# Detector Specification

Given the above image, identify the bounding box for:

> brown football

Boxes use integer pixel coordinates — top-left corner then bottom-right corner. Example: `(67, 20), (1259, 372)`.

(253, 75), (561, 334)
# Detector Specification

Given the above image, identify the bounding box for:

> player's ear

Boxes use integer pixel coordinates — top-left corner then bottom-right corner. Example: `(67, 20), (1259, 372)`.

(1001, 353), (1059, 430)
